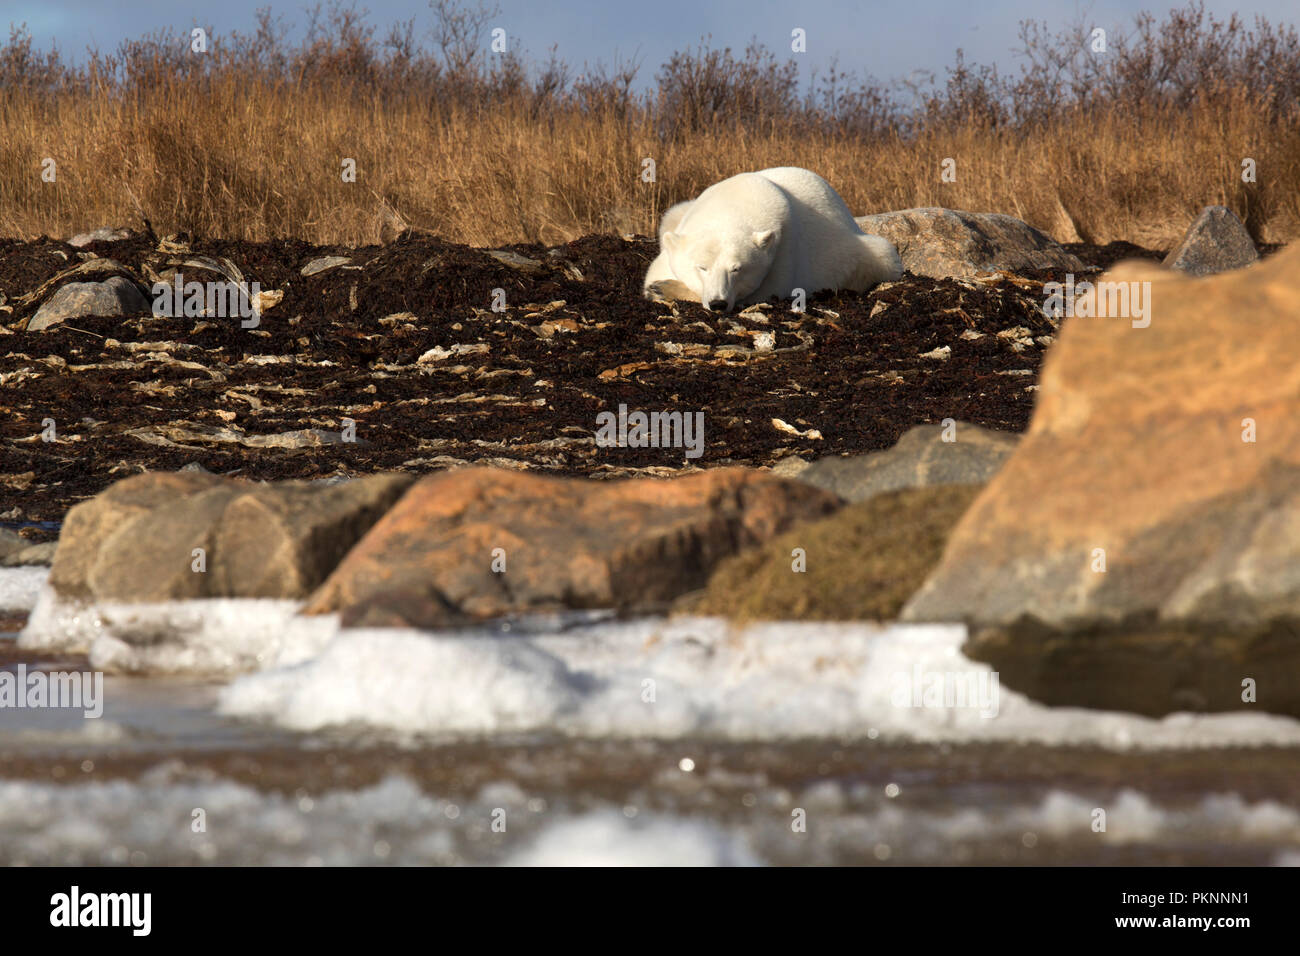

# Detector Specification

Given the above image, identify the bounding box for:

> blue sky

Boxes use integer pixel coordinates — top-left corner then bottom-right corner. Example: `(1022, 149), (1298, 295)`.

(7, 0), (1298, 90)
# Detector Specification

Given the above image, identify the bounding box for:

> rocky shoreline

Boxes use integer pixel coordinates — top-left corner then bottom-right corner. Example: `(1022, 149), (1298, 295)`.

(4, 205), (1297, 722)
(3, 219), (1146, 528)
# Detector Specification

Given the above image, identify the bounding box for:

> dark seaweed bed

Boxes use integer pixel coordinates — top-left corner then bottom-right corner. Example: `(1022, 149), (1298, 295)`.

(0, 230), (1190, 530)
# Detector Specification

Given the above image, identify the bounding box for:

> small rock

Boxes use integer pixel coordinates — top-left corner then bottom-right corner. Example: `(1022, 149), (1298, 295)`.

(771, 419), (822, 440)
(797, 423), (1019, 502)
(252, 289), (284, 314)
(0, 528), (27, 561)
(769, 456), (811, 478)
(534, 318), (580, 338)
(996, 327), (1035, 351)
(29, 277), (149, 331)
(1162, 205), (1259, 276)
(0, 541), (57, 567)
(484, 250), (543, 273)
(300, 256), (352, 277)
(418, 343), (490, 363)
(68, 227), (130, 248)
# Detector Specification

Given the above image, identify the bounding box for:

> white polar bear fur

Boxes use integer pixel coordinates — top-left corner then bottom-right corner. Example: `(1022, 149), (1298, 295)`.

(643, 167), (902, 311)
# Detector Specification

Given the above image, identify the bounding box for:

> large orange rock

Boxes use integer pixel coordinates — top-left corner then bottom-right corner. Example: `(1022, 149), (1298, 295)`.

(902, 243), (1300, 715)
(304, 466), (841, 627)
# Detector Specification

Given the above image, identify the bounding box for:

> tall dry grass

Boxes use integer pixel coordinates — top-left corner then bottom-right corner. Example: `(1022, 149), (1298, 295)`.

(1, 1), (1297, 248)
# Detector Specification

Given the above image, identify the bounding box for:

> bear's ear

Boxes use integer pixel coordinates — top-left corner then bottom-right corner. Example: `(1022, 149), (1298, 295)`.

(661, 231), (678, 253)
(752, 229), (778, 249)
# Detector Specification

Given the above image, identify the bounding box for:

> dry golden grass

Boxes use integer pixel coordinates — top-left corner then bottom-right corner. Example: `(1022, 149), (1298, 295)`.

(2, 1), (1297, 249)
(4, 77), (1295, 249)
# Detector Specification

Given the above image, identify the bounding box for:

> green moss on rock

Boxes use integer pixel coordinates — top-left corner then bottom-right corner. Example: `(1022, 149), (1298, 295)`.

(677, 484), (983, 622)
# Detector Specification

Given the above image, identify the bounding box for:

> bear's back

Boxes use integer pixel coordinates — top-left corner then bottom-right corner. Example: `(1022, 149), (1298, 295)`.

(754, 167), (864, 235)
(679, 172), (791, 234)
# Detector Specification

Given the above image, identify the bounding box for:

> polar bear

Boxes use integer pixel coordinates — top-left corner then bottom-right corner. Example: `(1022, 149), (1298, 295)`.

(643, 167), (902, 311)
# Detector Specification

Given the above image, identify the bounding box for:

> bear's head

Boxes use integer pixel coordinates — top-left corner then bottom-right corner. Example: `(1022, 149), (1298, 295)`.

(662, 228), (779, 312)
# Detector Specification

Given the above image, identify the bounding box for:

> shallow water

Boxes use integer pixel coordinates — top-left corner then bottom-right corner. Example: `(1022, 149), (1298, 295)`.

(4, 568), (1299, 866)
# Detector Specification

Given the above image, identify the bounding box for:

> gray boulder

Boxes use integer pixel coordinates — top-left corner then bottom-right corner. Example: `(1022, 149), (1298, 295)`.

(43, 471), (414, 603)
(0, 528), (27, 561)
(0, 540), (57, 567)
(0, 528), (56, 567)
(1162, 206), (1259, 276)
(797, 423), (1019, 502)
(855, 207), (1085, 278)
(29, 277), (150, 331)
